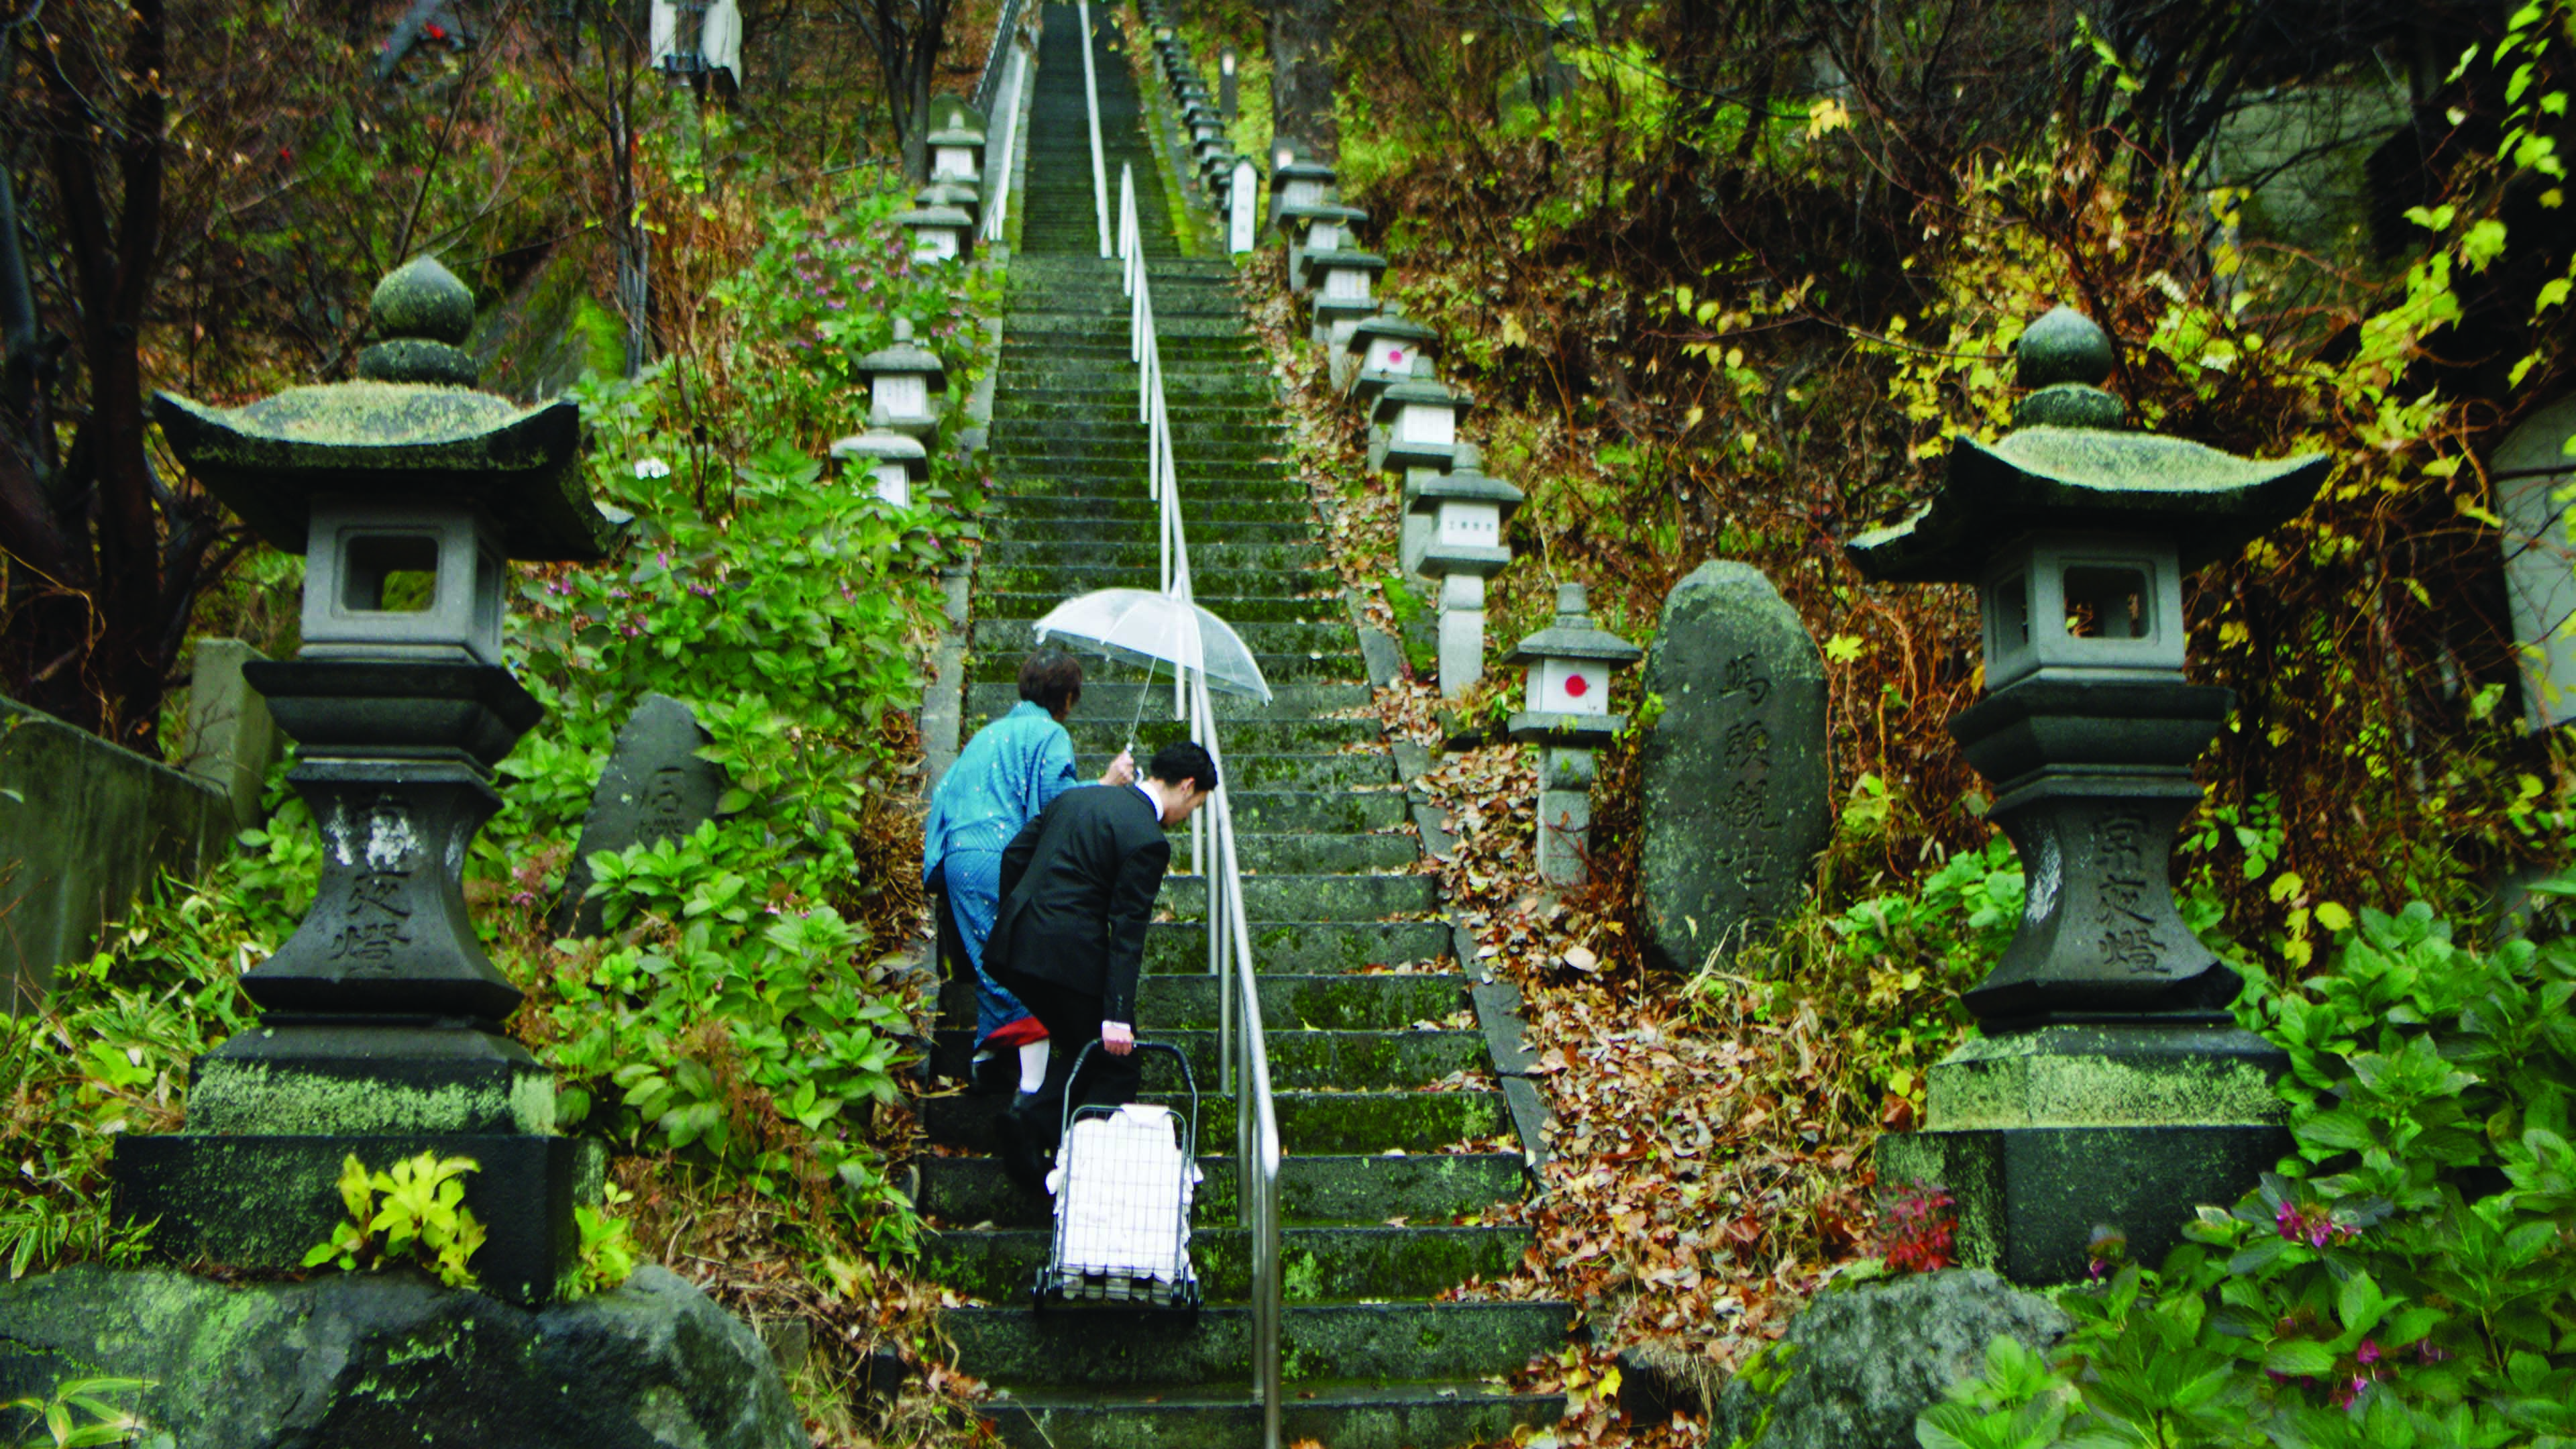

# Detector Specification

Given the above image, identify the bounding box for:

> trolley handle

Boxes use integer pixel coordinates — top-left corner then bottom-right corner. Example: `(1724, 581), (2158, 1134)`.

(1057, 1038), (1199, 1155)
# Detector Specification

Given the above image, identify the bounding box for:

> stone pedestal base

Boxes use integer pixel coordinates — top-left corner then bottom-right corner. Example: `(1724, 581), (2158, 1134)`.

(1881, 1022), (2289, 1283)
(1437, 574), (1485, 696)
(1535, 746), (1595, 888)
(113, 1130), (594, 1307)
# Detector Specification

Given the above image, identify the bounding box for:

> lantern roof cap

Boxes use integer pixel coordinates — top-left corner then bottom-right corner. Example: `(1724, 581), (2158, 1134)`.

(1507, 584), (1642, 665)
(1371, 357), (1467, 419)
(893, 205), (974, 230)
(830, 428), (931, 478)
(1270, 159), (1337, 184)
(927, 125), (985, 147)
(153, 256), (618, 561)
(857, 317), (950, 386)
(1407, 447), (1523, 513)
(1280, 201), (1369, 227)
(913, 180), (979, 206)
(1347, 305), (1438, 350)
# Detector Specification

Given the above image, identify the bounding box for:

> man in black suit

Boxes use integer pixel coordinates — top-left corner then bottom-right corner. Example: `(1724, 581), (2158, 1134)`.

(989, 740), (1218, 1189)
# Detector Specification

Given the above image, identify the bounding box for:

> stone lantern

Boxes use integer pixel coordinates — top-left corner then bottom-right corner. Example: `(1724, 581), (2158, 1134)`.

(115, 256), (623, 1305)
(1270, 156), (1337, 214)
(1281, 202), (1371, 294)
(1368, 356), (1468, 474)
(1341, 303), (1438, 400)
(1408, 446), (1523, 698)
(859, 317), (949, 439)
(1219, 48), (1239, 123)
(914, 179), (981, 233)
(831, 428), (930, 507)
(896, 203), (975, 263)
(1307, 250), (1389, 346)
(1505, 584), (1642, 888)
(928, 111), (986, 187)
(1847, 306), (2332, 1284)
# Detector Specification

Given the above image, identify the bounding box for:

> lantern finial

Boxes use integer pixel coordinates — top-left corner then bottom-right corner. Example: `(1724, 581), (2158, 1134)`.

(358, 256), (478, 386)
(2013, 305), (2124, 429)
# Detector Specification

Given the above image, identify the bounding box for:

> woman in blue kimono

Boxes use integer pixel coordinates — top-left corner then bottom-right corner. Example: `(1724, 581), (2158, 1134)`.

(923, 649), (1132, 1093)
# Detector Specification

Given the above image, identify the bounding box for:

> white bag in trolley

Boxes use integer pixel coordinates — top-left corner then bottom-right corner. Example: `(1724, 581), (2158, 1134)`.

(1045, 1102), (1201, 1289)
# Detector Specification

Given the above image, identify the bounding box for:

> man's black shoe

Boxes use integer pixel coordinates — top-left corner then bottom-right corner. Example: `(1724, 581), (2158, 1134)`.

(970, 1050), (1016, 1097)
(998, 1091), (1053, 1195)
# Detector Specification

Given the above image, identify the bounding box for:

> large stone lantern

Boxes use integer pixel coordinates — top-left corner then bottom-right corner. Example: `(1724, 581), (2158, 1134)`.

(1848, 306), (2332, 1283)
(114, 256), (622, 1305)
(928, 113), (986, 187)
(1505, 584), (1642, 888)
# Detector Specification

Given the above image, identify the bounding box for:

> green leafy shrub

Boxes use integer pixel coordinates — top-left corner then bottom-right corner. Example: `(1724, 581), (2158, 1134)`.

(303, 1151), (487, 1291)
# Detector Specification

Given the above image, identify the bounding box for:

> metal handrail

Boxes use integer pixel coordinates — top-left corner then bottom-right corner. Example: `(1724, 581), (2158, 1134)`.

(979, 17), (1026, 244)
(969, 0), (1027, 113)
(1117, 161), (1285, 1449)
(1076, 0), (1112, 258)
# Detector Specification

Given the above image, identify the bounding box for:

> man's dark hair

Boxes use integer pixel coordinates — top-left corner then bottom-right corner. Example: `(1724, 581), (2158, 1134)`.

(1018, 649), (1084, 715)
(1148, 740), (1218, 794)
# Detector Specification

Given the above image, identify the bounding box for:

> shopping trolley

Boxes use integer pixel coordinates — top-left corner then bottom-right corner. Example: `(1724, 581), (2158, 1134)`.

(1032, 1040), (1203, 1311)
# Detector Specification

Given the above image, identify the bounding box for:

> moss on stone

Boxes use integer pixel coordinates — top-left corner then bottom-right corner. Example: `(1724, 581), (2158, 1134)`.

(186, 1059), (555, 1136)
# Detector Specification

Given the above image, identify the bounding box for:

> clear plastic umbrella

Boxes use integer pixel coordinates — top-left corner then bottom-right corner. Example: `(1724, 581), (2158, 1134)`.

(1032, 589), (1274, 704)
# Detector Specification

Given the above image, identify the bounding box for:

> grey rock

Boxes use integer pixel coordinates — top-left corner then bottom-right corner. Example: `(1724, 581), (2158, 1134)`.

(554, 693), (727, 936)
(0, 1264), (808, 1449)
(1638, 561), (1829, 973)
(1711, 1269), (2070, 1449)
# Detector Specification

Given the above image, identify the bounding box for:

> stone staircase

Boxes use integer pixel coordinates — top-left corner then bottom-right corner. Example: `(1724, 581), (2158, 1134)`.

(908, 5), (1569, 1444)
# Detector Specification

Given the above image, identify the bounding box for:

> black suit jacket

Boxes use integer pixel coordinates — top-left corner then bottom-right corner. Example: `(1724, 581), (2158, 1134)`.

(988, 784), (1171, 1023)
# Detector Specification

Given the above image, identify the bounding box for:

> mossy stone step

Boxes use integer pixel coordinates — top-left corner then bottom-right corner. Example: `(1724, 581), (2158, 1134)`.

(982, 520), (1314, 547)
(989, 495), (1311, 523)
(971, 591), (1336, 627)
(964, 680), (1374, 720)
(975, 1379), (1560, 1449)
(920, 1087), (1507, 1159)
(927, 1024), (1483, 1092)
(913, 1150), (1522, 1230)
(1140, 917), (1449, 975)
(1067, 751), (1389, 793)
(938, 970), (1465, 1036)
(960, 714), (1376, 757)
(940, 1299), (1568, 1388)
(919, 1223), (1528, 1303)
(977, 539), (1321, 571)
(975, 617), (1354, 658)
(983, 474), (1302, 502)
(1158, 873), (1441, 924)
(966, 649), (1360, 686)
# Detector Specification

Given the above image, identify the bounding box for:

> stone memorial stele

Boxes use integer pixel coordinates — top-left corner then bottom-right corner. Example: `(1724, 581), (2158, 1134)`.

(1848, 305), (2331, 1283)
(1507, 584), (1643, 888)
(552, 694), (727, 938)
(116, 255), (623, 1306)
(1637, 560), (1831, 973)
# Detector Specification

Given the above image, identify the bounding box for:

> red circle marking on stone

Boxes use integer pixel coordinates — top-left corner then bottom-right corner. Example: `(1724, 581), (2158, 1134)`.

(1565, 673), (1590, 698)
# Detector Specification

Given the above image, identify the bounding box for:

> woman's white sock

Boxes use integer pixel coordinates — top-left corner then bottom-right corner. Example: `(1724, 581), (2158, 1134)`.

(1018, 1040), (1049, 1094)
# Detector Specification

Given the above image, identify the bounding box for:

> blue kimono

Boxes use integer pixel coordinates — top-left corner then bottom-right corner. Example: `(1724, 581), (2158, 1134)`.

(923, 701), (1082, 1043)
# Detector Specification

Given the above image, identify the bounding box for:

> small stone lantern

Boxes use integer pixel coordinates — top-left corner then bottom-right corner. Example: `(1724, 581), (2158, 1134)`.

(1368, 356), (1468, 474)
(914, 179), (982, 233)
(859, 317), (949, 439)
(1307, 249), (1389, 346)
(830, 428), (930, 506)
(1341, 303), (1438, 400)
(1847, 305), (2332, 1284)
(928, 110), (986, 186)
(896, 203), (975, 263)
(1505, 584), (1642, 888)
(1270, 156), (1337, 214)
(1281, 202), (1371, 294)
(1409, 447), (1524, 699)
(117, 256), (623, 1305)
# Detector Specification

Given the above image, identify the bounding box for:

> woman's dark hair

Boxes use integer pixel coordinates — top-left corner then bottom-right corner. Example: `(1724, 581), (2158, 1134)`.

(1148, 740), (1218, 794)
(1018, 649), (1084, 716)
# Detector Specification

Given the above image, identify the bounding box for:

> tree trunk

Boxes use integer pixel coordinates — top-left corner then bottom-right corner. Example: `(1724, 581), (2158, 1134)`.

(1267, 0), (1338, 163)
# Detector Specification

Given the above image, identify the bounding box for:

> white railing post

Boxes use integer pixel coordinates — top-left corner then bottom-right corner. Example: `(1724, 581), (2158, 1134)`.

(1077, 0), (1110, 258)
(981, 42), (1024, 244)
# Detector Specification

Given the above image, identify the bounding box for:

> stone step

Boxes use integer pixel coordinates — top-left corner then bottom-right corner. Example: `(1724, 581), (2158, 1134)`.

(926, 1025), (1484, 1093)
(977, 561), (1324, 595)
(974, 1379), (1561, 1449)
(959, 716), (1378, 759)
(913, 1149), (1521, 1231)
(936, 970), (1466, 1038)
(919, 1223), (1529, 1303)
(965, 647), (1361, 686)
(987, 494), (1311, 523)
(1074, 751), (1391, 793)
(941, 1300), (1568, 1387)
(983, 474), (1303, 502)
(995, 398), (1281, 423)
(1142, 916), (1451, 974)
(971, 590), (1338, 626)
(920, 1087), (1509, 1158)
(1157, 873), (1440, 923)
(964, 681), (1375, 720)
(974, 617), (1355, 659)
(976, 539), (1322, 571)
(980, 516), (1312, 544)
